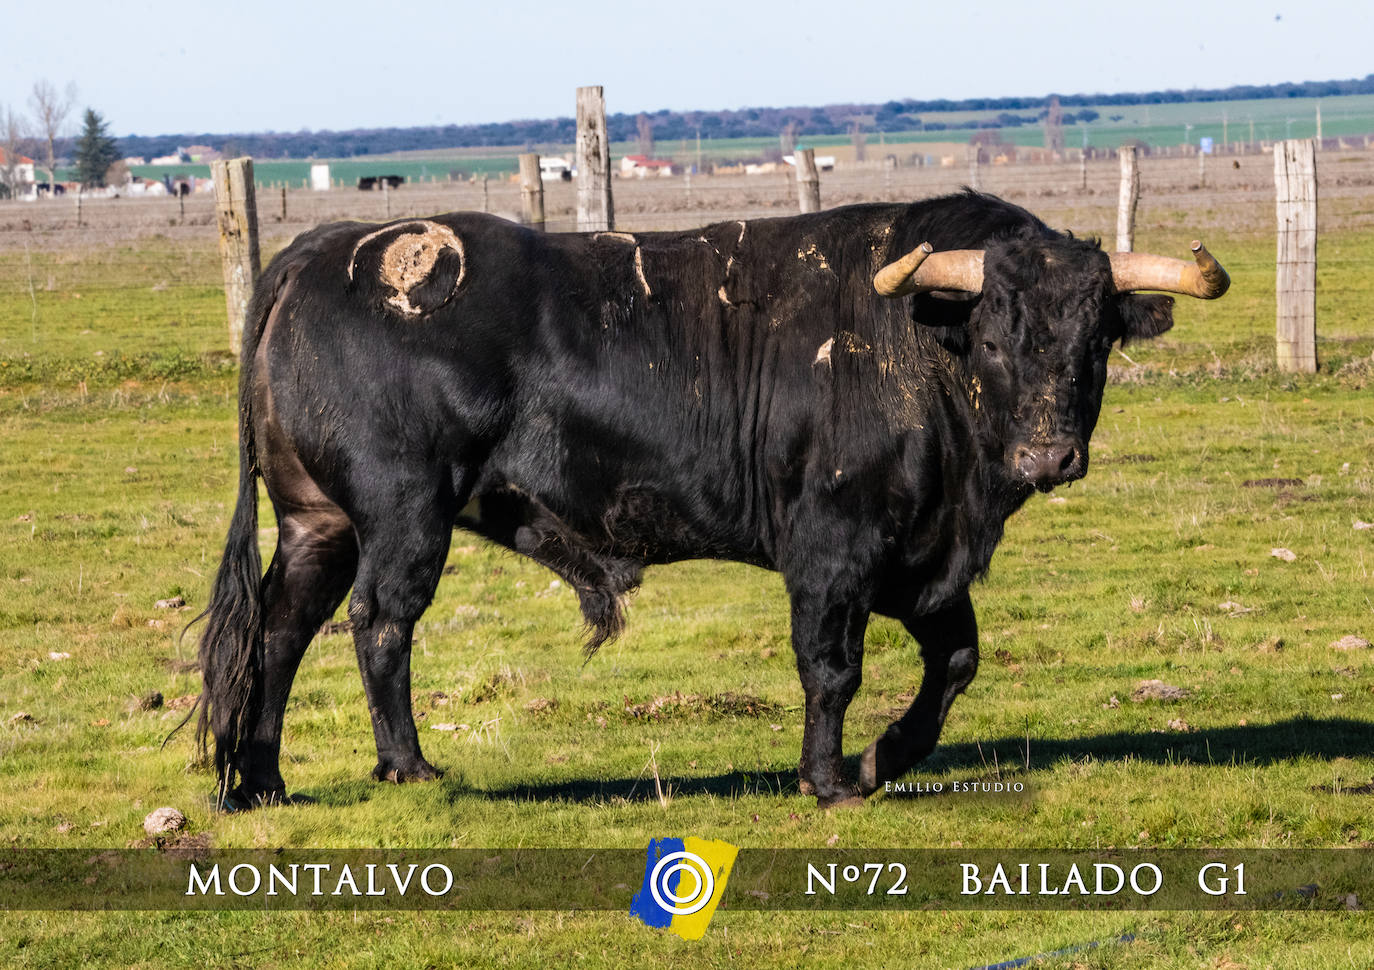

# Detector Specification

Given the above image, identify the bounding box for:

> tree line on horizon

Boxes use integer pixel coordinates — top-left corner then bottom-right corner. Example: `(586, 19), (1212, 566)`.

(13, 73), (1374, 172)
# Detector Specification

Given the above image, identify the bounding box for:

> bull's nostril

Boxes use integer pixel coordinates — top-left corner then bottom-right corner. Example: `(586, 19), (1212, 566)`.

(1058, 448), (1077, 473)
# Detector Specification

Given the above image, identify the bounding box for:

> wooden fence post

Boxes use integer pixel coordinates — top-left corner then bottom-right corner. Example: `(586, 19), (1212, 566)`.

(967, 145), (981, 191)
(576, 85), (613, 231)
(1116, 146), (1140, 252)
(795, 148), (820, 213)
(518, 153), (545, 229)
(1274, 138), (1317, 373)
(211, 157), (261, 356)
(1079, 151), (1087, 191)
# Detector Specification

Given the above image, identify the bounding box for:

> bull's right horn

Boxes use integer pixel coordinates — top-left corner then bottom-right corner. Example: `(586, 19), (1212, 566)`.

(874, 243), (985, 297)
(1109, 241), (1230, 299)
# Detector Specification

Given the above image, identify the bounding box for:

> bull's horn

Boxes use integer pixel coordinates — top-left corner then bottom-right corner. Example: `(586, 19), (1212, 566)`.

(874, 243), (985, 297)
(1109, 241), (1230, 299)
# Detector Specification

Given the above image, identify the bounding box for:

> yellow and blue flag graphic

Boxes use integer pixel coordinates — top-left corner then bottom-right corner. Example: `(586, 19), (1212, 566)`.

(629, 836), (738, 939)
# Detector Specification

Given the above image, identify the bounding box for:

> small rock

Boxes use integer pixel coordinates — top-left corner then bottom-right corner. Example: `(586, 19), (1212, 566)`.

(1166, 718), (1193, 732)
(1330, 635), (1370, 651)
(155, 596), (186, 610)
(430, 723), (459, 732)
(1218, 601), (1253, 616)
(1344, 893), (1362, 911)
(1102, 695), (1121, 709)
(1131, 680), (1190, 703)
(1354, 520), (1373, 531)
(143, 807), (186, 836)
(1047, 496), (1067, 505)
(770, 724), (783, 732)
(48, 651), (71, 661)
(826, 833), (840, 846)
(523, 697), (557, 714)
(1270, 547), (1297, 562)
(166, 694), (197, 710)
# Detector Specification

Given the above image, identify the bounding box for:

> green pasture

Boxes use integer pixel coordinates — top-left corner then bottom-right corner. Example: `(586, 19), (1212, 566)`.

(81, 92), (1374, 186)
(0, 219), (1371, 966)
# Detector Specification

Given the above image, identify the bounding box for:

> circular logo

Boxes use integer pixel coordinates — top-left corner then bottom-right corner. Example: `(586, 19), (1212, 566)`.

(648, 850), (716, 916)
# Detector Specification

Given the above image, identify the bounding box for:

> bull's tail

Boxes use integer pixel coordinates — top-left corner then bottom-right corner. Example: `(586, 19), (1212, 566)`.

(195, 264), (285, 807)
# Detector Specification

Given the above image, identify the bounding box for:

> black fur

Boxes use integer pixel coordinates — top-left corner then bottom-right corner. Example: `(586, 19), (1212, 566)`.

(198, 192), (1197, 808)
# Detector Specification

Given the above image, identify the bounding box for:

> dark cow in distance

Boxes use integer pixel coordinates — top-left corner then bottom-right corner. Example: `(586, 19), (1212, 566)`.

(198, 191), (1228, 809)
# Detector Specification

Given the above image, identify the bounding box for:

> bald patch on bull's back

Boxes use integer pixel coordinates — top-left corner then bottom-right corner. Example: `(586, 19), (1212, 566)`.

(347, 220), (466, 318)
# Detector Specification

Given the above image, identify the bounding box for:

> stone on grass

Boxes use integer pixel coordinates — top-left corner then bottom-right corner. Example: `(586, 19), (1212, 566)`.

(1131, 680), (1190, 703)
(143, 807), (186, 836)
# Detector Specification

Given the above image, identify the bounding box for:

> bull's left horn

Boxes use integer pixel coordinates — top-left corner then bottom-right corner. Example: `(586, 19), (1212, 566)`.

(1109, 241), (1230, 299)
(874, 243), (985, 297)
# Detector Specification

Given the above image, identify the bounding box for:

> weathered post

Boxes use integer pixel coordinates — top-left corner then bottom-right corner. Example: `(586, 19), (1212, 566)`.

(518, 153), (545, 229)
(967, 144), (982, 191)
(576, 85), (613, 231)
(1116, 146), (1140, 252)
(211, 157), (261, 356)
(1274, 138), (1317, 373)
(1198, 149), (1206, 188)
(884, 155), (895, 200)
(795, 147), (821, 213)
(1079, 151), (1088, 191)
(480, 174), (489, 213)
(383, 178), (391, 219)
(280, 185), (287, 222)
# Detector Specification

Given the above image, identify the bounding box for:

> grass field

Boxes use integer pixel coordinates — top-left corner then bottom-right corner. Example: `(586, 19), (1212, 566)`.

(0, 180), (1371, 967)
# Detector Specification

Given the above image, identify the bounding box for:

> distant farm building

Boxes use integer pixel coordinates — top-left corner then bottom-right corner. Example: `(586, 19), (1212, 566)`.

(619, 154), (676, 177)
(0, 147), (37, 200)
(539, 156), (573, 181)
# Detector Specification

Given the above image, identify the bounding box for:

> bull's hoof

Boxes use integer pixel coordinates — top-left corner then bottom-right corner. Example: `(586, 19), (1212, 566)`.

(372, 759), (442, 784)
(859, 739), (881, 795)
(221, 785), (287, 813)
(817, 792), (866, 811)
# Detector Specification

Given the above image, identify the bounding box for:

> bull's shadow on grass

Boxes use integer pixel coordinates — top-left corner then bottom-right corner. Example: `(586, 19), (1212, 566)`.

(382, 715), (1370, 806)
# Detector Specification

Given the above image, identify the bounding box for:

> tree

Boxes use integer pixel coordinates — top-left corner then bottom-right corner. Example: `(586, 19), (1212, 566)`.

(636, 113), (654, 158)
(29, 79), (76, 187)
(74, 108), (121, 188)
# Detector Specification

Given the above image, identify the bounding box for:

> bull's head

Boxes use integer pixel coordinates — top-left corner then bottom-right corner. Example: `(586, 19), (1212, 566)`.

(874, 235), (1229, 492)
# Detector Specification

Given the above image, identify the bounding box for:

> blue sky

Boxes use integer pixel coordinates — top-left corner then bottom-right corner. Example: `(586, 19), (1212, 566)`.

(2, 0), (1369, 137)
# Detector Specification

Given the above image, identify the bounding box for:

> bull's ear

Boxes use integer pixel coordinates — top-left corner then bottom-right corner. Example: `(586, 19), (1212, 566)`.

(1117, 293), (1175, 344)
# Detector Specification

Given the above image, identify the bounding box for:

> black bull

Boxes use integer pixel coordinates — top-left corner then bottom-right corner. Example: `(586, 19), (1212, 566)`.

(197, 191), (1228, 809)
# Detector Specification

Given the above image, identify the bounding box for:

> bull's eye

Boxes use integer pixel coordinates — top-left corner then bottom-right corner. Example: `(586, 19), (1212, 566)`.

(982, 341), (999, 355)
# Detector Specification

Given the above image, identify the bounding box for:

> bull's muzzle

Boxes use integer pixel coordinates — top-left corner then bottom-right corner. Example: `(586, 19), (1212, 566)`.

(1011, 440), (1085, 492)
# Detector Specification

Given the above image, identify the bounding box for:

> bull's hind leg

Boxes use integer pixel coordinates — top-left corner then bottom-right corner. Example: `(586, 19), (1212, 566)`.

(347, 478), (460, 784)
(232, 505), (357, 808)
(858, 592), (979, 795)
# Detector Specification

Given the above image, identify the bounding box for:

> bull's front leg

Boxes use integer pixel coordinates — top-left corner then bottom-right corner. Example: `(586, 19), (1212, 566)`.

(859, 591), (978, 795)
(789, 588), (871, 809)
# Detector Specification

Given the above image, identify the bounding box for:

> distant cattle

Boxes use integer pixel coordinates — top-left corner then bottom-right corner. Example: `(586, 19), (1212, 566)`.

(357, 175), (405, 191)
(198, 191), (1228, 809)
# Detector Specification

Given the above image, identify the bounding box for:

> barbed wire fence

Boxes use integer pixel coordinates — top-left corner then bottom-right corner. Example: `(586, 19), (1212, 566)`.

(2, 144), (1372, 369)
